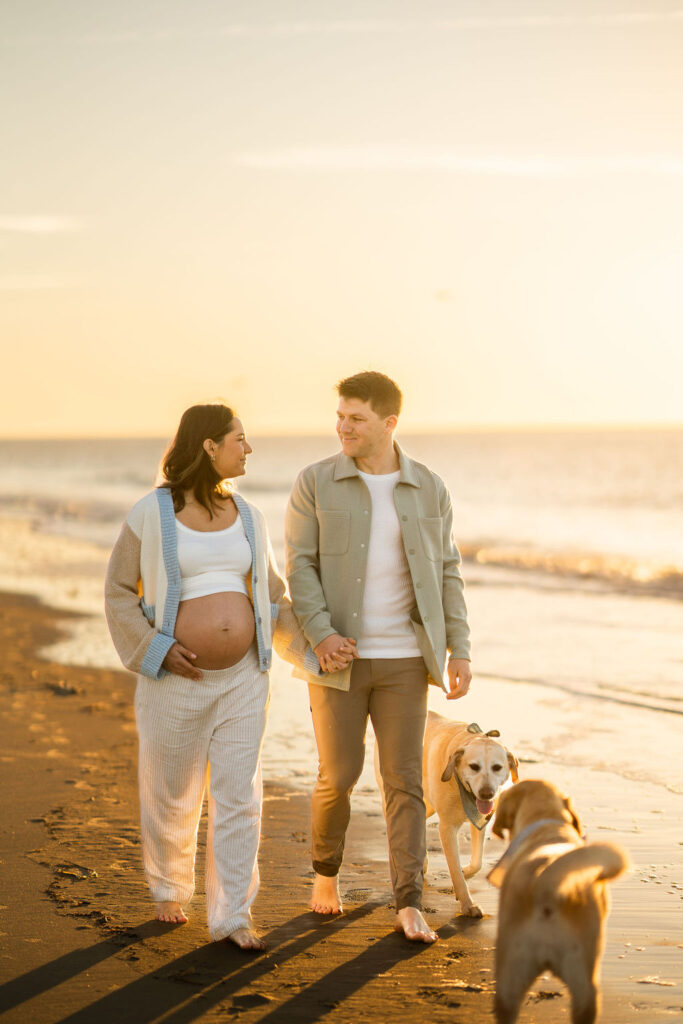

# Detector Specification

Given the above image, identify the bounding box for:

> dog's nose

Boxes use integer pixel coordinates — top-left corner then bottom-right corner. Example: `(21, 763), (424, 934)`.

(479, 787), (494, 800)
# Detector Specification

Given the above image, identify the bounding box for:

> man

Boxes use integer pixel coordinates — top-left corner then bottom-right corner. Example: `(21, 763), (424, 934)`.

(285, 371), (471, 943)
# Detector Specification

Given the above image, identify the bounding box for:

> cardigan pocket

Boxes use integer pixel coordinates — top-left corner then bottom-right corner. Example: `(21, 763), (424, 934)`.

(418, 517), (443, 562)
(318, 509), (351, 555)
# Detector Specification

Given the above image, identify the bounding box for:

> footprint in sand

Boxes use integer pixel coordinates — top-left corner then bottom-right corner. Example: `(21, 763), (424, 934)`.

(54, 863), (98, 881)
(230, 994), (274, 1010)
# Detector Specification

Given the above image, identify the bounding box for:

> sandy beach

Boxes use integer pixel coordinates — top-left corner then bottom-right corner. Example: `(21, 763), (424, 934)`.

(3, 0), (682, 1011)
(0, 586), (681, 1023)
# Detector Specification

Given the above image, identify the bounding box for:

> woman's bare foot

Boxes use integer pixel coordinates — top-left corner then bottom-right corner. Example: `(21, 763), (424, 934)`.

(155, 901), (188, 924)
(310, 872), (343, 914)
(226, 927), (266, 951)
(394, 906), (437, 943)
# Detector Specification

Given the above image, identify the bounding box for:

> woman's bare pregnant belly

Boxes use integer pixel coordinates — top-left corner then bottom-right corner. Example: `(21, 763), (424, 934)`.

(175, 592), (256, 669)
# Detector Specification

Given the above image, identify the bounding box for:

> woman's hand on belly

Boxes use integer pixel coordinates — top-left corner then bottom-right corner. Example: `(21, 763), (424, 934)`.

(175, 592), (256, 670)
(162, 642), (202, 680)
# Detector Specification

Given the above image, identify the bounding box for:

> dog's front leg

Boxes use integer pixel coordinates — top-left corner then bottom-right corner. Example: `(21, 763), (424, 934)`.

(463, 822), (484, 879)
(438, 820), (483, 918)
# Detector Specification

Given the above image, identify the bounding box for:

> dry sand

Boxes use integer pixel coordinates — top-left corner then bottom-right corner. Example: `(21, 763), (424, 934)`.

(0, 591), (681, 1023)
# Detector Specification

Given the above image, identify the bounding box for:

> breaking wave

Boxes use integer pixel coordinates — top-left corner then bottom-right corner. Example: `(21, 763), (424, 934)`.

(461, 542), (683, 599)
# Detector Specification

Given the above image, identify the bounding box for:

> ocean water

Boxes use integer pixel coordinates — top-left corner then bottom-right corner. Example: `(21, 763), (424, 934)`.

(1, 429), (681, 592)
(0, 429), (681, 714)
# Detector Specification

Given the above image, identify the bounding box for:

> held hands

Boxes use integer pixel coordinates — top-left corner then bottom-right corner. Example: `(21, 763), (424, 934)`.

(162, 642), (202, 680)
(314, 634), (359, 673)
(446, 658), (472, 700)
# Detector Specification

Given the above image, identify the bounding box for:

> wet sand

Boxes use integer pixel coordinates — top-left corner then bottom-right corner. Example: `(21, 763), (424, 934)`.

(0, 591), (681, 1023)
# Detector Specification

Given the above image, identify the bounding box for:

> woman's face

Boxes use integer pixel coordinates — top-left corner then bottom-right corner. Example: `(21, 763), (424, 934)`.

(205, 419), (252, 479)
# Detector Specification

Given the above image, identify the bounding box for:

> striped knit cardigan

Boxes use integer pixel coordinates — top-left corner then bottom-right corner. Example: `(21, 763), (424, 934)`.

(105, 487), (320, 681)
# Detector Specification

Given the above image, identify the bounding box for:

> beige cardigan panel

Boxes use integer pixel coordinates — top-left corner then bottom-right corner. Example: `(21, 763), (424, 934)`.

(105, 521), (161, 676)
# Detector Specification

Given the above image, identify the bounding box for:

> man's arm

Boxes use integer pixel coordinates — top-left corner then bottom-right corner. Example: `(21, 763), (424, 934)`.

(436, 476), (472, 698)
(267, 531), (355, 673)
(285, 467), (338, 651)
(437, 475), (471, 659)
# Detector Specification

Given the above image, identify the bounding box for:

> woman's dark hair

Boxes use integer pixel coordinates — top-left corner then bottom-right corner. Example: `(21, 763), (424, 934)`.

(161, 404), (236, 517)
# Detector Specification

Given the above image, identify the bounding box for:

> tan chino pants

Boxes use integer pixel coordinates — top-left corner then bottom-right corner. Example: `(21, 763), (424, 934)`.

(308, 657), (429, 910)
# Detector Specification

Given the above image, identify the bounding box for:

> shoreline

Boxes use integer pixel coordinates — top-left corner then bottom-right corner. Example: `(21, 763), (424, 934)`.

(0, 590), (681, 1022)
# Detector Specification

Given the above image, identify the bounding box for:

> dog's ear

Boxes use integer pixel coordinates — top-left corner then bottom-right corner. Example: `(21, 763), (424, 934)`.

(492, 785), (520, 838)
(506, 750), (520, 783)
(563, 796), (581, 835)
(441, 748), (464, 783)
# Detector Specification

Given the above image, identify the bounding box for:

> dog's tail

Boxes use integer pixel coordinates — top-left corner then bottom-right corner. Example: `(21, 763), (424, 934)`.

(534, 843), (629, 909)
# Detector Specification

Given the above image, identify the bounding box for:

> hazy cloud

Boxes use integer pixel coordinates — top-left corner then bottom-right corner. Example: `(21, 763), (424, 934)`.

(3, 11), (682, 45)
(223, 20), (410, 36)
(0, 274), (78, 290)
(436, 11), (683, 30)
(235, 147), (683, 177)
(266, 11), (683, 33)
(0, 216), (82, 234)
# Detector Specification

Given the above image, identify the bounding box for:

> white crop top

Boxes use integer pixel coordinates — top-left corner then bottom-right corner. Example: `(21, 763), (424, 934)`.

(176, 515), (252, 601)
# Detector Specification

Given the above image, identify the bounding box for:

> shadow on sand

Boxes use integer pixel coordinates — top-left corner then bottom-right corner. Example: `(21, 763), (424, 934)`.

(0, 902), (442, 1023)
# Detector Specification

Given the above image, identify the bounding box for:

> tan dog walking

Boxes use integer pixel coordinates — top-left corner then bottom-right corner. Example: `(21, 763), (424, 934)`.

(422, 712), (519, 916)
(489, 779), (629, 1024)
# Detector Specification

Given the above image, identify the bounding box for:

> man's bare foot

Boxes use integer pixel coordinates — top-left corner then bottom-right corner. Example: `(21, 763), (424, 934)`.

(154, 901), (188, 924)
(394, 906), (438, 943)
(310, 873), (343, 914)
(226, 927), (266, 951)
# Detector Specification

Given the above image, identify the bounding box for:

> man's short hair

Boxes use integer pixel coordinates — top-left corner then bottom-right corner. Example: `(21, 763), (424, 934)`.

(336, 371), (403, 418)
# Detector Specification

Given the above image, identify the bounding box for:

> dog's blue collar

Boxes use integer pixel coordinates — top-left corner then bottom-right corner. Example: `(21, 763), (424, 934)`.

(487, 817), (577, 887)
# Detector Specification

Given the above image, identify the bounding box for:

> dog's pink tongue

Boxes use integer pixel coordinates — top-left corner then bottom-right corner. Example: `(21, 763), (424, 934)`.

(476, 798), (494, 816)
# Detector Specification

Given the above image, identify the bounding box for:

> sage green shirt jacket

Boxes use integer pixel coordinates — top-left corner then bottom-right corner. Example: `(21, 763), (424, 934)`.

(284, 444), (470, 692)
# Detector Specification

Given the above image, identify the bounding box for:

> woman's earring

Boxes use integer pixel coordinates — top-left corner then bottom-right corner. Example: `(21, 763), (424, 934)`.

(210, 453), (215, 463)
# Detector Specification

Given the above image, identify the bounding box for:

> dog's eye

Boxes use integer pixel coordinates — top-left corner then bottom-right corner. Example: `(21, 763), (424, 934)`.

(469, 763), (480, 773)
(492, 764), (503, 772)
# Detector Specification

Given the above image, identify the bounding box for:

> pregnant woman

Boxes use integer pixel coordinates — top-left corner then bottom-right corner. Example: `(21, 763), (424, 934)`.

(105, 404), (354, 950)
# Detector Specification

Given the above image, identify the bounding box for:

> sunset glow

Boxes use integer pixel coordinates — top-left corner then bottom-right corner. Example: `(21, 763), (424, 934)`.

(2, 1), (682, 437)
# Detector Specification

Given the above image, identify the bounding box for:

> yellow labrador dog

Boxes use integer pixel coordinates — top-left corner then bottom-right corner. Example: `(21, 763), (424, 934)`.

(489, 779), (629, 1024)
(422, 712), (519, 917)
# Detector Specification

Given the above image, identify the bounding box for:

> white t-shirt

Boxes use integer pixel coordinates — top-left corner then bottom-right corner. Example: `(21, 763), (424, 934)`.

(355, 470), (421, 658)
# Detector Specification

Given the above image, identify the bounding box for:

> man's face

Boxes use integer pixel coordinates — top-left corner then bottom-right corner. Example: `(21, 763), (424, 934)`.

(336, 396), (393, 459)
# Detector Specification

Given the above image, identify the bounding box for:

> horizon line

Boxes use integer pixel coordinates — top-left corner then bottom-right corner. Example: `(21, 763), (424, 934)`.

(1, 421), (682, 442)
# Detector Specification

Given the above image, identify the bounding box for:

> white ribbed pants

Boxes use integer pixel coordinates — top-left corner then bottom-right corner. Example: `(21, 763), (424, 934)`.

(134, 646), (269, 940)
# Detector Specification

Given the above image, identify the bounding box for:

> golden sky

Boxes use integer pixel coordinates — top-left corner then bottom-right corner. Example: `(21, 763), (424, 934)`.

(2, 1), (682, 437)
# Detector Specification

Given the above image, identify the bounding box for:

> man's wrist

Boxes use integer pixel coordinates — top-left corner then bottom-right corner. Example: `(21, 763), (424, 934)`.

(314, 629), (340, 651)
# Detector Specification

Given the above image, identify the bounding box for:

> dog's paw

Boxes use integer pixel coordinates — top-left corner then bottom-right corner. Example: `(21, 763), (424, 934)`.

(463, 864), (481, 880)
(461, 904), (483, 919)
